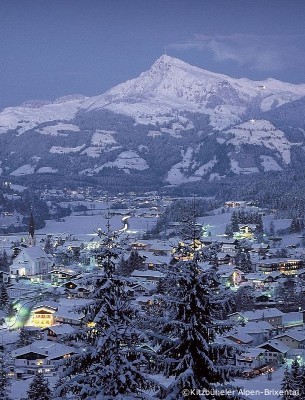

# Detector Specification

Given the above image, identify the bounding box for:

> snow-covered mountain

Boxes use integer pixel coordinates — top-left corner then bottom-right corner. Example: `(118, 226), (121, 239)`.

(0, 55), (305, 188)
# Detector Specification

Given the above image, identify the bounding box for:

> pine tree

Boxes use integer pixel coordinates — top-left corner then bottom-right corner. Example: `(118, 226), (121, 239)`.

(6, 303), (15, 319)
(26, 373), (52, 400)
(230, 212), (239, 233)
(43, 236), (53, 254)
(298, 365), (305, 398)
(17, 327), (32, 348)
(269, 221), (275, 236)
(225, 224), (233, 237)
(280, 366), (294, 400)
(0, 351), (11, 400)
(57, 222), (155, 399)
(154, 259), (239, 400)
(0, 251), (9, 273)
(255, 215), (264, 240)
(127, 249), (145, 271)
(290, 358), (301, 389)
(0, 285), (9, 310)
(238, 252), (252, 273)
(234, 286), (255, 312)
(116, 254), (130, 276)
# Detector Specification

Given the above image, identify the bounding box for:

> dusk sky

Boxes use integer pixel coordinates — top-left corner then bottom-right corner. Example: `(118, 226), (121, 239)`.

(1, 0), (305, 109)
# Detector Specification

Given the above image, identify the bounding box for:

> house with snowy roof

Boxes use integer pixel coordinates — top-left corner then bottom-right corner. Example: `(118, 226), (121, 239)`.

(130, 269), (165, 285)
(11, 339), (77, 378)
(10, 214), (53, 276)
(241, 321), (273, 346)
(257, 340), (291, 366)
(273, 330), (305, 350)
(217, 265), (242, 287)
(10, 246), (53, 276)
(29, 304), (58, 328)
(236, 348), (266, 373)
(255, 258), (303, 275)
(228, 308), (284, 327)
(225, 331), (254, 346)
(54, 307), (84, 326)
(41, 324), (75, 341)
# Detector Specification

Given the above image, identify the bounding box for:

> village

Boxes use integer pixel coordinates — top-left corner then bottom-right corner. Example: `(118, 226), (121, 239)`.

(0, 189), (305, 399)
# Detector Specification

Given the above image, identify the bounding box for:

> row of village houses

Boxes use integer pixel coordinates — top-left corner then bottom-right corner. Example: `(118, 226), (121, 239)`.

(2, 234), (304, 282)
(8, 303), (305, 379)
(2, 229), (305, 379)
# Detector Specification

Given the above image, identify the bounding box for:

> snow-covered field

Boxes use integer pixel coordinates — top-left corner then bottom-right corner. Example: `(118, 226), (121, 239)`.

(234, 368), (285, 400)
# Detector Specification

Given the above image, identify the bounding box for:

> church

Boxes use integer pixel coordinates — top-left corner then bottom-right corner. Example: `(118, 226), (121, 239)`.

(10, 213), (53, 277)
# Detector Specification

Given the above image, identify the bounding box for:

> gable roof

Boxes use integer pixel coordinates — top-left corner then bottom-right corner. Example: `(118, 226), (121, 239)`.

(257, 340), (290, 354)
(12, 340), (76, 359)
(14, 246), (52, 263)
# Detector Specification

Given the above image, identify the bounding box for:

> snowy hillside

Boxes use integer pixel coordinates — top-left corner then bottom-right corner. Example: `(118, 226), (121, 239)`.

(81, 55), (305, 130)
(0, 55), (304, 188)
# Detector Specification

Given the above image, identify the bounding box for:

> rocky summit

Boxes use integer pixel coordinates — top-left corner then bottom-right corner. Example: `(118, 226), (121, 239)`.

(1, 55), (305, 190)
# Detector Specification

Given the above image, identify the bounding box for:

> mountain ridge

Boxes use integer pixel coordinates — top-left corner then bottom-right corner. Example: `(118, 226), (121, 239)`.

(0, 55), (304, 190)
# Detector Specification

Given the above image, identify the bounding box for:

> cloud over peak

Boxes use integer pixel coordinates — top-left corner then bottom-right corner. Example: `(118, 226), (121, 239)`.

(170, 33), (305, 72)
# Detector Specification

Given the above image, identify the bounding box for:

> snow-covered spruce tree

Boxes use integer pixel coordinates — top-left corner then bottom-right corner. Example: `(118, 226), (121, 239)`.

(280, 361), (303, 400)
(0, 251), (9, 273)
(17, 327), (32, 348)
(26, 372), (52, 400)
(0, 351), (11, 400)
(154, 258), (242, 400)
(298, 364), (305, 398)
(0, 284), (9, 309)
(57, 217), (156, 399)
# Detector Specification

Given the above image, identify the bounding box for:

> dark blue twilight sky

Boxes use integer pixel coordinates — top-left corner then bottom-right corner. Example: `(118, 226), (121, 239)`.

(0, 0), (305, 109)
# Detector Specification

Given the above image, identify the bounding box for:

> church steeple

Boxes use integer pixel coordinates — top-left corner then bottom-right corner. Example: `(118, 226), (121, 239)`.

(28, 211), (36, 246)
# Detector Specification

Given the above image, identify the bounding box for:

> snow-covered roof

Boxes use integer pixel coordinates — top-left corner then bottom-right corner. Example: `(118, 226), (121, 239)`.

(242, 320), (273, 333)
(257, 340), (291, 354)
(131, 269), (165, 278)
(274, 330), (305, 342)
(244, 273), (271, 281)
(12, 246), (53, 267)
(230, 308), (284, 321)
(54, 306), (84, 320)
(12, 340), (76, 359)
(42, 324), (75, 335)
(239, 348), (266, 359)
(226, 331), (254, 344)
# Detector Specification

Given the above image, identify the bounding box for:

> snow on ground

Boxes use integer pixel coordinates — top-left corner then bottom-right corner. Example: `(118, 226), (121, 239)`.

(102, 150), (149, 172)
(226, 120), (293, 164)
(36, 208), (157, 240)
(81, 150), (149, 175)
(37, 122), (80, 136)
(0, 98), (85, 135)
(37, 214), (124, 235)
(49, 144), (85, 154)
(166, 148), (200, 185)
(193, 157), (217, 178)
(10, 164), (35, 176)
(234, 367), (284, 400)
(230, 159), (259, 175)
(260, 92), (301, 112)
(9, 184), (27, 192)
(260, 156), (282, 172)
(10, 375), (58, 400)
(197, 212), (232, 236)
(81, 130), (119, 157)
(36, 166), (58, 173)
(90, 130), (117, 146)
(209, 105), (243, 131)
